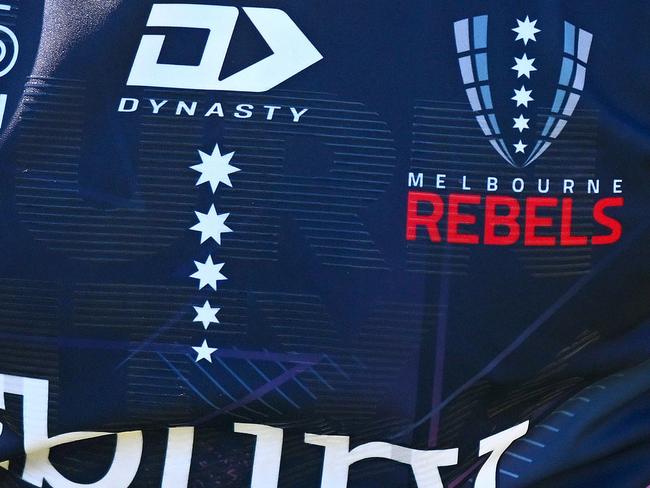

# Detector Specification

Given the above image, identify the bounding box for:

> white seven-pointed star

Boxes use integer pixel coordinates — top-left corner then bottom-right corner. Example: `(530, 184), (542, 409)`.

(512, 54), (537, 78)
(513, 140), (528, 154)
(193, 300), (220, 329)
(513, 114), (530, 132)
(190, 144), (240, 193)
(512, 85), (534, 107)
(190, 255), (227, 291)
(190, 205), (232, 245)
(512, 16), (540, 45)
(193, 340), (217, 363)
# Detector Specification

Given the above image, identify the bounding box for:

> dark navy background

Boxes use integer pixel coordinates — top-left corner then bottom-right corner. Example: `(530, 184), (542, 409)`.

(0, 1), (648, 486)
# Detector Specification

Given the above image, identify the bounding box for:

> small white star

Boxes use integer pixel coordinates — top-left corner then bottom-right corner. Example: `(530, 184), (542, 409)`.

(193, 340), (217, 363)
(512, 16), (540, 45)
(513, 140), (528, 154)
(190, 205), (232, 245)
(511, 85), (534, 107)
(190, 143), (240, 193)
(512, 54), (537, 78)
(190, 255), (227, 290)
(193, 300), (220, 329)
(513, 114), (530, 132)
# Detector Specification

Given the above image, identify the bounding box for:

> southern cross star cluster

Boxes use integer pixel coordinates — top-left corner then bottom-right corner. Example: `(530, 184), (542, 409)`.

(189, 143), (240, 363)
(511, 16), (540, 155)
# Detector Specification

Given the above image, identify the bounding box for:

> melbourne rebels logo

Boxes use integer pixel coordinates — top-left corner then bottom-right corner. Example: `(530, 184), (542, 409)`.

(453, 15), (593, 167)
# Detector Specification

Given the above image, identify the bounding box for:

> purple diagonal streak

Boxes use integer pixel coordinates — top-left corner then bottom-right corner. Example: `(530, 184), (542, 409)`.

(195, 362), (314, 424)
(428, 260), (451, 446)
(392, 222), (648, 440)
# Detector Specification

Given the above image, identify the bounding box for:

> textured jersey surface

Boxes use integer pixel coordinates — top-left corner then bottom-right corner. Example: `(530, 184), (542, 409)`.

(0, 1), (647, 487)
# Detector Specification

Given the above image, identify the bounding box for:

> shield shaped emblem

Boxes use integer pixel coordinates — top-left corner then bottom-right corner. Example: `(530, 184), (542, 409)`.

(453, 15), (593, 167)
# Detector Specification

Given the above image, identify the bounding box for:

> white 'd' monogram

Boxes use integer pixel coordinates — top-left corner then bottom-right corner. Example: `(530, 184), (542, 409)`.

(127, 4), (323, 92)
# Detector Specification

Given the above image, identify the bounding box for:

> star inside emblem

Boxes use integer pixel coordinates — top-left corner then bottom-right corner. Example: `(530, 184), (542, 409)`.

(193, 340), (217, 363)
(190, 205), (232, 245)
(190, 143), (240, 193)
(512, 16), (540, 45)
(511, 54), (537, 78)
(193, 300), (220, 329)
(513, 114), (530, 132)
(512, 85), (534, 107)
(190, 255), (227, 291)
(513, 140), (527, 154)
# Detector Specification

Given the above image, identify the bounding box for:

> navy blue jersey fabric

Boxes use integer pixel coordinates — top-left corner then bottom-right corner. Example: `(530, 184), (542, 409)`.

(0, 1), (647, 487)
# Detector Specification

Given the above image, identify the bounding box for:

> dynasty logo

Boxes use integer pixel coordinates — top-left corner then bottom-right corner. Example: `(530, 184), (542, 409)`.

(118, 3), (321, 121)
(127, 4), (322, 92)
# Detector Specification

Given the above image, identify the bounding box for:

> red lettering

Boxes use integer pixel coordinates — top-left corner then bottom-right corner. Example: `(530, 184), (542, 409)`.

(484, 196), (520, 245)
(405, 193), (623, 247)
(592, 197), (624, 245)
(560, 198), (588, 246)
(447, 193), (480, 244)
(406, 191), (444, 242)
(525, 197), (558, 246)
